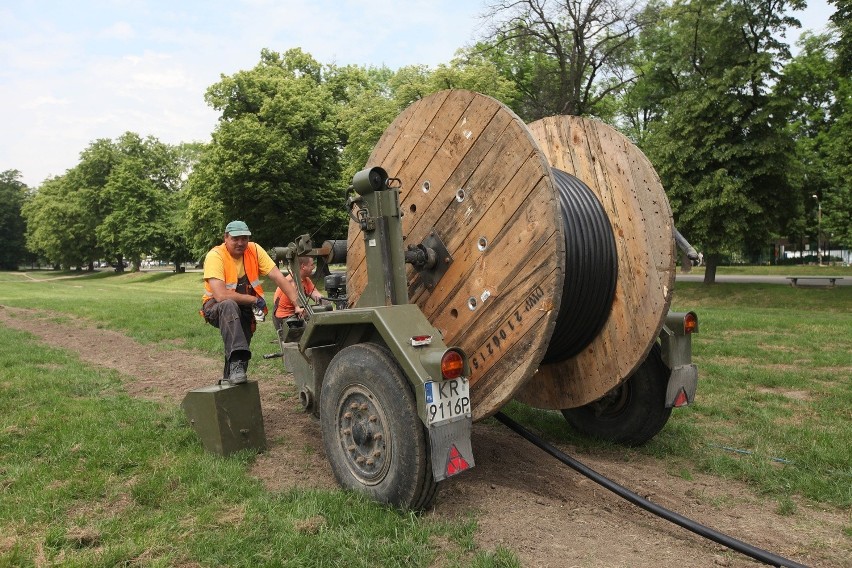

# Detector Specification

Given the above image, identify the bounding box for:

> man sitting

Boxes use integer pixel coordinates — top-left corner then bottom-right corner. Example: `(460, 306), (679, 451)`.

(200, 220), (302, 384)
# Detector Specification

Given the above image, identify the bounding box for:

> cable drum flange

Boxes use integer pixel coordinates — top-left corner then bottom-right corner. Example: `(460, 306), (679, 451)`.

(346, 91), (674, 418)
(544, 169), (618, 363)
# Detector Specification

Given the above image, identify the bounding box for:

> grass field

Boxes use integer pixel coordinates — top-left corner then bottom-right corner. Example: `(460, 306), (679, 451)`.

(509, 277), (851, 510)
(0, 268), (850, 566)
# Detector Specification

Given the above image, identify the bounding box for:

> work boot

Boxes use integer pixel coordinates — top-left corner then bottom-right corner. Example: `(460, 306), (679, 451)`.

(227, 359), (248, 385)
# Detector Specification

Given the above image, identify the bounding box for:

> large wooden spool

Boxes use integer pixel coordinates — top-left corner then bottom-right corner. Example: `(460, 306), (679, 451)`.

(345, 91), (675, 420)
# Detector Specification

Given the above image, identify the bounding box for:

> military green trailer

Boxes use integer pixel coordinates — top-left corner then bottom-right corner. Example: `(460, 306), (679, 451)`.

(188, 90), (700, 511)
(272, 167), (474, 510)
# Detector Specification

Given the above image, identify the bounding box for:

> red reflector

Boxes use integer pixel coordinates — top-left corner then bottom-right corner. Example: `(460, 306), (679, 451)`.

(673, 387), (689, 408)
(410, 335), (432, 346)
(684, 312), (698, 334)
(446, 445), (471, 476)
(441, 350), (464, 379)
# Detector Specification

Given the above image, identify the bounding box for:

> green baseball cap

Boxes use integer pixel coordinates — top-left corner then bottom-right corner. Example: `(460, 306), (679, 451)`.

(225, 220), (251, 236)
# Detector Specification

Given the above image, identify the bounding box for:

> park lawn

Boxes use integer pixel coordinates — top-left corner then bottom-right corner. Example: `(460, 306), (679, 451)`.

(0, 270), (850, 565)
(495, 280), (851, 512)
(0, 270), (517, 567)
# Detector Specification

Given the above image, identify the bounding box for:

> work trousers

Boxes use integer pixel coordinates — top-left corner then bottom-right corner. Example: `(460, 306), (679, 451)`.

(202, 298), (254, 379)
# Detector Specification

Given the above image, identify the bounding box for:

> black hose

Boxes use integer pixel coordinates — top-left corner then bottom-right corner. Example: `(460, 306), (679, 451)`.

(493, 412), (810, 568)
(543, 169), (618, 363)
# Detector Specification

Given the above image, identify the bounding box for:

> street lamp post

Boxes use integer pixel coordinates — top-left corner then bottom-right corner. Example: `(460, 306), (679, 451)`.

(812, 194), (822, 266)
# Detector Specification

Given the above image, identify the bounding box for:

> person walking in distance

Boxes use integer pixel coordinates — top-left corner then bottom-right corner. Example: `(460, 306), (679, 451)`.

(200, 220), (303, 384)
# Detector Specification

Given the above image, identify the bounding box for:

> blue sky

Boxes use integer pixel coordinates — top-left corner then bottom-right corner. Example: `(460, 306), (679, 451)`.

(0, 0), (835, 188)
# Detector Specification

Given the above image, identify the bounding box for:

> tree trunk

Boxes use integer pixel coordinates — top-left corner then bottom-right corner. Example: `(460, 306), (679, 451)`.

(680, 250), (692, 273)
(703, 255), (719, 284)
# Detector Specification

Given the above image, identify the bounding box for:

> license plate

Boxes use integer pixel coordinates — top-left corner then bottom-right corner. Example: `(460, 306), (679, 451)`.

(424, 378), (471, 424)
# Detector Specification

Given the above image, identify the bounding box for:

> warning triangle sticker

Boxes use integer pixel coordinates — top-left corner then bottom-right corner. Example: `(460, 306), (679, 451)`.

(446, 444), (471, 476)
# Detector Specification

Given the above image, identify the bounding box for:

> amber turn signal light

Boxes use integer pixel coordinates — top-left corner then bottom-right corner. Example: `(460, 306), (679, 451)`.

(440, 350), (464, 380)
(684, 311), (698, 334)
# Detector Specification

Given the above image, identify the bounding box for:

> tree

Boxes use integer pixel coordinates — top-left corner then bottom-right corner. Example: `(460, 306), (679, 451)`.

(325, 64), (401, 193)
(23, 133), (187, 271)
(0, 170), (29, 270)
(156, 142), (206, 269)
(76, 132), (183, 271)
(427, 51), (521, 105)
(22, 174), (98, 270)
(95, 158), (170, 270)
(186, 48), (345, 253)
(829, 0), (851, 74)
(631, 0), (803, 283)
(819, 78), (852, 250)
(824, 0), (852, 248)
(331, 55), (519, 187)
(775, 31), (841, 256)
(478, 0), (648, 121)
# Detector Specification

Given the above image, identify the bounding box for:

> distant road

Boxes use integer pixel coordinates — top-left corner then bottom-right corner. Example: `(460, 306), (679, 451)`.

(675, 274), (850, 287)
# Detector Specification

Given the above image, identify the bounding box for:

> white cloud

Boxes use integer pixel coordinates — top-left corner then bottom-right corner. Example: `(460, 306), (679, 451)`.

(20, 96), (70, 110)
(99, 21), (136, 40)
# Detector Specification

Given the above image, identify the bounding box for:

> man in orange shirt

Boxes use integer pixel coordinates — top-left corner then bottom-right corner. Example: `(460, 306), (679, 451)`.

(201, 221), (303, 384)
(272, 256), (324, 330)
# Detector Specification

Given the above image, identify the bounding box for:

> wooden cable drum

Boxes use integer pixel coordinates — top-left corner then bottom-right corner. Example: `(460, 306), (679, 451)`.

(514, 116), (675, 410)
(345, 90), (675, 419)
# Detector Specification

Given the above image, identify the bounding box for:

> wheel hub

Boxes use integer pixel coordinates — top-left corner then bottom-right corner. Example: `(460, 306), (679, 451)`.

(336, 385), (390, 485)
(590, 384), (630, 418)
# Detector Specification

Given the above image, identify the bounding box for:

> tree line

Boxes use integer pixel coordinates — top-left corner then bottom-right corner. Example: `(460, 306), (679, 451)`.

(2, 0), (848, 283)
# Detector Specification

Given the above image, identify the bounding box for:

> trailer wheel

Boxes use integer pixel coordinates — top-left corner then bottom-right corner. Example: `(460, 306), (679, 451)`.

(321, 343), (438, 509)
(561, 344), (672, 446)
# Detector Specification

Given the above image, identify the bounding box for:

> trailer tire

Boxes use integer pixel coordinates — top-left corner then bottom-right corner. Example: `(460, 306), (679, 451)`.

(561, 344), (672, 446)
(321, 343), (438, 509)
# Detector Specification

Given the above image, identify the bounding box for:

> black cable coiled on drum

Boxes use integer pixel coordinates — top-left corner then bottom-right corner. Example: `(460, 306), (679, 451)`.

(542, 169), (618, 364)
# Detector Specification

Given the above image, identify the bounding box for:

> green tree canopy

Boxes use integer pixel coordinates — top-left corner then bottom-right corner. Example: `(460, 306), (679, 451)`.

(95, 159), (170, 267)
(186, 48), (346, 254)
(824, 1), (852, 247)
(0, 170), (29, 270)
(775, 31), (840, 252)
(630, 0), (803, 281)
(22, 174), (98, 270)
(821, 76), (852, 249)
(23, 132), (187, 271)
(156, 142), (206, 268)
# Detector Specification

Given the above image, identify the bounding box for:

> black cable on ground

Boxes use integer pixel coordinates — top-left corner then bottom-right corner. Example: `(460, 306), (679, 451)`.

(543, 169), (618, 363)
(493, 412), (809, 568)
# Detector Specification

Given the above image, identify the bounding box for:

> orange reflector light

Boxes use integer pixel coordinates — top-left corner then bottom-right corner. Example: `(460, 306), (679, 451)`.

(410, 335), (432, 347)
(446, 444), (471, 476)
(684, 312), (698, 334)
(673, 387), (689, 408)
(441, 350), (464, 379)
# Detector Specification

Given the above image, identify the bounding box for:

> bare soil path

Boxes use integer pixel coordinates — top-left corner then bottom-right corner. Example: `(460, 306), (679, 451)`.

(1, 305), (847, 568)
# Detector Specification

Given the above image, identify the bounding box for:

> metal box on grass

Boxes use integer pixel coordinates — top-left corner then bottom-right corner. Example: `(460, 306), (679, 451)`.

(181, 381), (267, 456)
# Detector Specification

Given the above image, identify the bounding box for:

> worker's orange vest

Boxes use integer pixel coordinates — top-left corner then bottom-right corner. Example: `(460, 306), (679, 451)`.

(201, 243), (265, 305)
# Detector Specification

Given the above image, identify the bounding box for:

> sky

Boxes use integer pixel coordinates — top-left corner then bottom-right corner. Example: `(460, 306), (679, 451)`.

(0, 0), (836, 189)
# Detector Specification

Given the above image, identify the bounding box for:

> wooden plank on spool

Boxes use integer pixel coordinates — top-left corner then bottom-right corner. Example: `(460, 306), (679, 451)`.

(514, 116), (675, 409)
(346, 90), (454, 284)
(346, 90), (478, 297)
(346, 90), (564, 420)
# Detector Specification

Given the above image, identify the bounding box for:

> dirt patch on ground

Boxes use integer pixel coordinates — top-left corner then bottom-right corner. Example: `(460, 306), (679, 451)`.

(1, 305), (847, 568)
